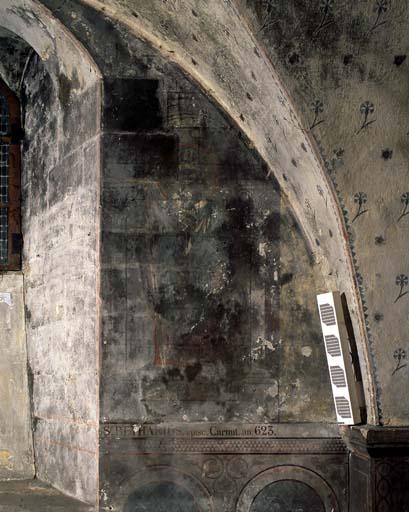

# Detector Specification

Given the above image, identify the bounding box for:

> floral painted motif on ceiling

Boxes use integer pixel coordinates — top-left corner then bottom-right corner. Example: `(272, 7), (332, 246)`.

(241, 0), (409, 423)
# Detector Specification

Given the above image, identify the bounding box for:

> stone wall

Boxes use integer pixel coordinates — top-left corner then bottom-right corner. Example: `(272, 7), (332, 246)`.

(68, 0), (377, 422)
(0, 1), (407, 509)
(31, 4), (343, 508)
(37, 0), (333, 428)
(21, 53), (101, 504)
(96, 18), (333, 425)
(0, 273), (34, 480)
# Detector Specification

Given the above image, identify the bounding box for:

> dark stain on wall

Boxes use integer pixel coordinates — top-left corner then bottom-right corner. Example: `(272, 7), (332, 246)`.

(394, 54), (406, 66)
(104, 79), (163, 132)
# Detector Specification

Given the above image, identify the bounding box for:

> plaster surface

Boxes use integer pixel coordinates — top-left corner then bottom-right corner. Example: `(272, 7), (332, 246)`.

(0, 274), (34, 480)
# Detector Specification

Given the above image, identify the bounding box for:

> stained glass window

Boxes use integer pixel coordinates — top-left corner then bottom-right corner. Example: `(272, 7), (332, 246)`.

(0, 95), (9, 135)
(0, 81), (21, 270)
(0, 144), (9, 204)
(0, 207), (8, 264)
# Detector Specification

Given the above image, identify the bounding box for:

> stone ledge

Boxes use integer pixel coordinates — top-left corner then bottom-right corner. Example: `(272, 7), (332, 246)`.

(340, 424), (409, 457)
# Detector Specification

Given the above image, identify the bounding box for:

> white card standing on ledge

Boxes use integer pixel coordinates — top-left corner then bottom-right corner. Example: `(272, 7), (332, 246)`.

(317, 292), (361, 425)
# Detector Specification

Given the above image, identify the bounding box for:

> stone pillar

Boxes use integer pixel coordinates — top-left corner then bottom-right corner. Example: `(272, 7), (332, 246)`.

(0, 273), (34, 479)
(341, 425), (409, 512)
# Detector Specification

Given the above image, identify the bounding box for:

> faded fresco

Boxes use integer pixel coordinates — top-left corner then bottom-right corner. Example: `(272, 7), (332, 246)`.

(47, 0), (335, 428)
(101, 70), (332, 424)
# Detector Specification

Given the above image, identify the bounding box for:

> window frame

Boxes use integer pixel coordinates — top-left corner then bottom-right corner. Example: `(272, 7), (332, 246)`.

(0, 79), (21, 271)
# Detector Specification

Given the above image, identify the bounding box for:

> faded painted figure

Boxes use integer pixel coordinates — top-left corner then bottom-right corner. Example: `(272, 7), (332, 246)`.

(103, 75), (331, 425)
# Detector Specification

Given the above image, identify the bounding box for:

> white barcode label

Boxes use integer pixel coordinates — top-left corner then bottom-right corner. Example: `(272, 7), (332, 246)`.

(317, 292), (361, 425)
(319, 303), (337, 326)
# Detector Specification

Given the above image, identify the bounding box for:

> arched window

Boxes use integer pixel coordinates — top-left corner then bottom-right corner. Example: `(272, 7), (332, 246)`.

(0, 79), (21, 270)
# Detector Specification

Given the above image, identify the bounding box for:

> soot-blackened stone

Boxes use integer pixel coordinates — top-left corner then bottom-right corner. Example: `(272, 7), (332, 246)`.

(104, 78), (163, 131)
(394, 55), (406, 66)
(288, 52), (300, 65)
(343, 54), (353, 65)
(281, 273), (294, 285)
(185, 362), (202, 382)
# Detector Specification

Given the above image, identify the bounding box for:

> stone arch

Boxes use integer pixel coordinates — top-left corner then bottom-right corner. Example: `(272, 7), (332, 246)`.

(115, 466), (214, 512)
(0, 0), (100, 90)
(77, 0), (378, 423)
(236, 465), (339, 512)
(0, 0), (102, 504)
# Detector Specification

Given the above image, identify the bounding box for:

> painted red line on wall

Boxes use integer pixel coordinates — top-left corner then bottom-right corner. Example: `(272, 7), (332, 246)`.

(35, 416), (98, 427)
